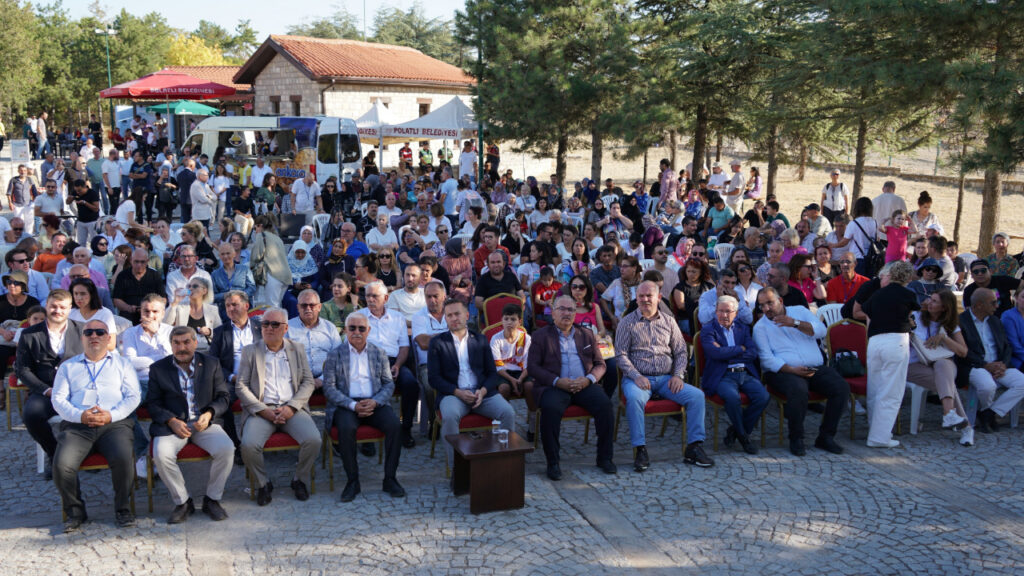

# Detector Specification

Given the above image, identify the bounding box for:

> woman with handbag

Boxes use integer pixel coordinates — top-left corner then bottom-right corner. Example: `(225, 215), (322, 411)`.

(907, 289), (973, 446)
(861, 261), (919, 448)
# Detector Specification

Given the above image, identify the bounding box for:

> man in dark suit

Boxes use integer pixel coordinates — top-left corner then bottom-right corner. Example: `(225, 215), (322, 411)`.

(146, 326), (233, 523)
(322, 313), (405, 503)
(527, 294), (616, 481)
(176, 158), (196, 224)
(15, 289), (83, 478)
(699, 294), (769, 455)
(428, 298), (516, 466)
(958, 287), (1024, 433)
(210, 290), (261, 450)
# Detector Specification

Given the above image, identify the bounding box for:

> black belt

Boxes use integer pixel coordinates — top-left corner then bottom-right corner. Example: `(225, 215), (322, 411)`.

(727, 367), (746, 373)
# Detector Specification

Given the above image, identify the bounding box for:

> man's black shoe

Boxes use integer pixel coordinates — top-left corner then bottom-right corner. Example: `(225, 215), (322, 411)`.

(633, 446), (650, 472)
(683, 442), (714, 467)
(814, 435), (844, 455)
(723, 426), (737, 448)
(233, 452), (244, 467)
(402, 430), (416, 449)
(738, 434), (759, 455)
(597, 459), (618, 475)
(340, 480), (361, 502)
(981, 408), (1000, 432)
(546, 463), (562, 481)
(382, 478), (406, 498)
(202, 497), (228, 521)
(256, 482), (273, 506)
(168, 498), (194, 524)
(290, 479), (310, 501)
(63, 515), (87, 533)
(526, 431), (535, 443)
(115, 510), (136, 528)
(360, 443), (376, 457)
(789, 438), (807, 457)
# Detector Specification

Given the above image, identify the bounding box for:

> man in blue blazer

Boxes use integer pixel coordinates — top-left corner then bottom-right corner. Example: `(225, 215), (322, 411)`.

(209, 290), (261, 450)
(322, 313), (404, 502)
(699, 294), (769, 454)
(428, 298), (516, 466)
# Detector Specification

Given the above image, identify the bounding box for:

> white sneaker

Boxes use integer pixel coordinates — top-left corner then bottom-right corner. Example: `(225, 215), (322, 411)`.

(135, 456), (148, 479)
(942, 410), (967, 430)
(854, 400), (866, 415)
(866, 438), (900, 448)
(959, 427), (975, 447)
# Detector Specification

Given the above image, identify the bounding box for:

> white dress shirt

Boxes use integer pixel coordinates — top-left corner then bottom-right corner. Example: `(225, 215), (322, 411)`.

(120, 322), (174, 382)
(970, 310), (998, 363)
(453, 331), (478, 390)
(47, 323), (68, 357)
(51, 352), (141, 424)
(291, 179), (320, 212)
(753, 306), (827, 374)
(387, 288), (426, 322)
(165, 268), (213, 302)
(230, 320), (255, 379)
(347, 344), (372, 409)
(262, 344), (294, 405)
(411, 308), (447, 365)
(287, 317), (343, 378)
(357, 308), (409, 358)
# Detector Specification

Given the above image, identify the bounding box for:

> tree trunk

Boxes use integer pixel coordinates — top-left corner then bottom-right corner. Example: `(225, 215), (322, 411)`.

(555, 131), (569, 187)
(668, 130), (678, 172)
(590, 121), (603, 184)
(977, 167), (1001, 258)
(851, 116), (868, 202)
(766, 124), (779, 199)
(798, 141), (808, 181)
(954, 138), (968, 246)
(692, 104), (708, 180)
(715, 132), (723, 162)
(642, 149), (648, 189)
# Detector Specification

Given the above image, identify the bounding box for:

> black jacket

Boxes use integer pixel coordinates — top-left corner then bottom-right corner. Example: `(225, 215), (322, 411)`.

(15, 320), (84, 395)
(145, 352), (230, 438)
(209, 317), (262, 381)
(956, 310), (1012, 385)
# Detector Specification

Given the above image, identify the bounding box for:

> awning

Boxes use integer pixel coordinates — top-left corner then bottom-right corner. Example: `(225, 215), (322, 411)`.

(100, 69), (236, 100)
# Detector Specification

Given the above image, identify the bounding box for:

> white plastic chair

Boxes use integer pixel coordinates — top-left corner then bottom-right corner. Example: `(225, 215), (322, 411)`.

(816, 303), (844, 328)
(713, 243), (734, 270)
(906, 382), (929, 435)
(639, 259), (655, 271)
(311, 213), (331, 244)
(170, 222), (184, 235)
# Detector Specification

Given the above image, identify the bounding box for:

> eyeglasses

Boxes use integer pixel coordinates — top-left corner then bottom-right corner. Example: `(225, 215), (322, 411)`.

(12, 228), (23, 233)
(971, 268), (989, 274)
(97, 242), (107, 246)
(11, 258), (28, 264)
(553, 306), (576, 313)
(438, 229), (449, 234)
(737, 267), (751, 272)
(804, 264), (816, 269)
(692, 252), (706, 257)
(346, 325), (368, 333)
(261, 321), (286, 329)
(187, 284), (203, 290)
(69, 274), (89, 279)
(380, 255), (392, 259)
(570, 284), (586, 290)
(298, 303), (319, 309)
(83, 328), (108, 336)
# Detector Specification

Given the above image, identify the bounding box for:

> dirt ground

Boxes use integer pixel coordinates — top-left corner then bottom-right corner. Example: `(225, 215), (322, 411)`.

(561, 144), (1019, 257)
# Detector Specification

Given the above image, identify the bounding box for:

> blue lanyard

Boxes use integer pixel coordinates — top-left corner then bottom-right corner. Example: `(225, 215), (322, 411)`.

(83, 356), (111, 390)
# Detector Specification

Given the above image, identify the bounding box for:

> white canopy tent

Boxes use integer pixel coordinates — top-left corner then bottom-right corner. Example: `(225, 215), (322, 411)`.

(384, 97), (477, 141)
(355, 100), (401, 144)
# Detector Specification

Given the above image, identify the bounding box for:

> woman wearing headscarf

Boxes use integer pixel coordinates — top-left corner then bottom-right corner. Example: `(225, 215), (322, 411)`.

(440, 237), (473, 305)
(319, 237), (355, 299)
(298, 225), (326, 267)
(287, 239), (320, 288)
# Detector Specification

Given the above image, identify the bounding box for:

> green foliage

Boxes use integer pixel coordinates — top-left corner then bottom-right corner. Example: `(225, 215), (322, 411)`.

(287, 5), (363, 40)
(0, 0), (42, 116)
(374, 3), (467, 67)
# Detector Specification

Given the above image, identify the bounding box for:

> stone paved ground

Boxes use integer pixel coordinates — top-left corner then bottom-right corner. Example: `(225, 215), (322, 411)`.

(1, 394), (1021, 575)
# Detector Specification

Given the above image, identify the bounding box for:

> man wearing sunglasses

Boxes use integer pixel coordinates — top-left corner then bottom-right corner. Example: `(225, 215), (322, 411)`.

(236, 307), (321, 506)
(323, 313), (406, 502)
(2, 248), (50, 301)
(287, 290), (343, 388)
(51, 319), (141, 532)
(962, 260), (1023, 317)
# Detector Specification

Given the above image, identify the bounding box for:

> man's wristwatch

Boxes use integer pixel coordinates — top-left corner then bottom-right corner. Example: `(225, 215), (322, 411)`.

(793, 319), (802, 329)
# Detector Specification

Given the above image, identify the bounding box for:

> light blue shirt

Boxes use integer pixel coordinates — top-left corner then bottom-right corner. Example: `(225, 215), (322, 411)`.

(554, 328), (597, 387)
(970, 310), (998, 363)
(120, 323), (174, 382)
(753, 305), (826, 373)
(287, 317), (343, 378)
(698, 289), (754, 326)
(51, 352), (141, 424)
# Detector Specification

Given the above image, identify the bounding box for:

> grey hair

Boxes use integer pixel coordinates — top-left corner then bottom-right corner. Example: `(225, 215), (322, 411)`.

(716, 295), (739, 311)
(365, 280), (388, 296)
(223, 290), (250, 305)
(886, 260), (914, 286)
(170, 326), (197, 341)
(262, 306), (288, 322)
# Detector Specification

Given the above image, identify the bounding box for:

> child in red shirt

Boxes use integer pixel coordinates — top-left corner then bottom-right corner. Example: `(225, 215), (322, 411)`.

(531, 266), (562, 324)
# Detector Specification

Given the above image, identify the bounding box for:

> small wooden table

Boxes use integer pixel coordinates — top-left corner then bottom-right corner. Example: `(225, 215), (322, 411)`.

(446, 430), (534, 514)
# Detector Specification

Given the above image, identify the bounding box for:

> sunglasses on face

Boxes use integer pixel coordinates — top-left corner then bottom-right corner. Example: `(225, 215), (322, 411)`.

(298, 303), (319, 309)
(971, 268), (989, 274)
(262, 321), (286, 329)
(12, 258), (28, 264)
(83, 328), (108, 336)
(692, 252), (706, 257)
(347, 325), (368, 333)
(380, 255), (392, 259)
(12, 228), (23, 233)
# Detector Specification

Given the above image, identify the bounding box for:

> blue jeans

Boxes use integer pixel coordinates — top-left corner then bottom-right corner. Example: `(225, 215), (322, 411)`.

(623, 374), (705, 447)
(715, 371), (770, 437)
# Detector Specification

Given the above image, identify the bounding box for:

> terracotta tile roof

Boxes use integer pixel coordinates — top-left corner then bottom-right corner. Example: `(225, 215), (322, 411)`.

(162, 66), (251, 92)
(234, 35), (475, 87)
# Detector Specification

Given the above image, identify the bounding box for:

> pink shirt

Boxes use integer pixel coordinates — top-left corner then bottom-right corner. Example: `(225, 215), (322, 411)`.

(884, 225), (910, 263)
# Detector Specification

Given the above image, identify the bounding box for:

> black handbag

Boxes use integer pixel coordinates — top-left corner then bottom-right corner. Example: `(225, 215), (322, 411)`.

(832, 348), (865, 377)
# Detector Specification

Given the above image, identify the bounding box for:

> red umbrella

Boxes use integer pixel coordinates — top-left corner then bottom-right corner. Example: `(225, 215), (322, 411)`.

(99, 68), (236, 99)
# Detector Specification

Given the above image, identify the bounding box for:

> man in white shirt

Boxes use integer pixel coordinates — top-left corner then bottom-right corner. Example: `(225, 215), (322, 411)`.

(410, 280), (447, 434)
(190, 168), (218, 228)
(322, 313), (406, 502)
(120, 294), (174, 387)
(438, 167), (460, 216)
(34, 179), (64, 219)
(752, 287), (847, 457)
(166, 246), (213, 302)
(387, 265), (426, 324)
(286, 289), (343, 388)
(871, 181), (906, 240)
(101, 149), (123, 215)
(707, 163), (728, 192)
(458, 140), (477, 181)
(290, 173), (322, 221)
(698, 269), (754, 326)
(357, 281), (420, 447)
(725, 159), (745, 213)
(51, 319), (141, 532)
(250, 156), (273, 192)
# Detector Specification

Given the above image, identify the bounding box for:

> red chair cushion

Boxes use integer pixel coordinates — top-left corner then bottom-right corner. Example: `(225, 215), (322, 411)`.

(563, 405), (592, 418)
(459, 413), (495, 428)
(308, 392), (327, 408)
(845, 376), (867, 396)
(706, 392), (752, 406)
(645, 398), (682, 414)
(80, 453), (109, 468)
(136, 406), (151, 421)
(176, 443), (211, 459)
(231, 399), (242, 413)
(328, 425), (385, 443)
(264, 432), (300, 449)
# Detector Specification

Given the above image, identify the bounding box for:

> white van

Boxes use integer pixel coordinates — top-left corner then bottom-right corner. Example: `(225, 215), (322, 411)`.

(181, 116), (361, 188)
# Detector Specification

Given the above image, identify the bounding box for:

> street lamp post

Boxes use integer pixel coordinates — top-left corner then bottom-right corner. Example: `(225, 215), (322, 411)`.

(96, 28), (117, 139)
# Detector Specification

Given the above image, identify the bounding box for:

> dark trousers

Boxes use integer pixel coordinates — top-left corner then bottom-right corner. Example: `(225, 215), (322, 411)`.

(539, 384), (614, 466)
(143, 191), (155, 222)
(131, 187), (146, 222)
(389, 356), (419, 432)
(221, 388), (241, 447)
(157, 201), (176, 222)
(54, 418), (135, 520)
(332, 404), (402, 483)
(23, 392), (59, 458)
(108, 187), (121, 216)
(765, 366), (849, 440)
(822, 206), (840, 226)
(180, 203), (192, 224)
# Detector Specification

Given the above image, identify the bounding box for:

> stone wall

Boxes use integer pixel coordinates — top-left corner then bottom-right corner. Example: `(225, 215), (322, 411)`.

(252, 54), (323, 117)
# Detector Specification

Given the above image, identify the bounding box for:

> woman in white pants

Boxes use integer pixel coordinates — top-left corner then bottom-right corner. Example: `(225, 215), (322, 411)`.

(862, 261), (920, 448)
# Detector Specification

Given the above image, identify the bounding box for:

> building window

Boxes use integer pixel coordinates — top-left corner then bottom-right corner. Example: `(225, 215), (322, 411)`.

(418, 103), (430, 117)
(270, 98), (280, 115)
(292, 101), (301, 115)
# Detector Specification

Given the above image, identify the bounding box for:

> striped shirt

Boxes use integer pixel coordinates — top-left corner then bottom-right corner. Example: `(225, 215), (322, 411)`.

(614, 309), (688, 381)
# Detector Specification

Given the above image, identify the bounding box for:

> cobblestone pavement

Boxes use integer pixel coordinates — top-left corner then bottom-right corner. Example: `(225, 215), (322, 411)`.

(1, 394), (1021, 575)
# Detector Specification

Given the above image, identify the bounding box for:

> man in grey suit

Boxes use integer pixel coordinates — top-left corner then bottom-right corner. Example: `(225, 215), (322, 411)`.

(236, 307), (322, 506)
(322, 314), (405, 503)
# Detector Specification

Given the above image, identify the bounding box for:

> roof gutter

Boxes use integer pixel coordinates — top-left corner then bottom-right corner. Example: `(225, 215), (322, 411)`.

(320, 79), (336, 115)
(314, 76), (475, 89)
